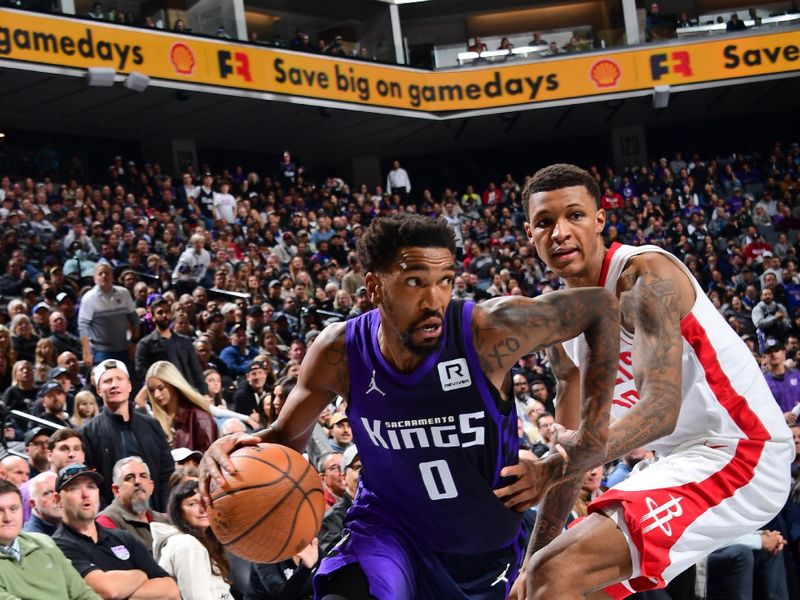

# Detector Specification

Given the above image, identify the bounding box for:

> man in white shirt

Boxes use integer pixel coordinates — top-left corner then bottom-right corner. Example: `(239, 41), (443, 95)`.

(171, 233), (211, 294)
(386, 160), (411, 202)
(213, 182), (237, 224)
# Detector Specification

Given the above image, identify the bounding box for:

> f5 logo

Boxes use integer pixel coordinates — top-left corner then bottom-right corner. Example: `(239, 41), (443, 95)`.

(650, 51), (693, 80)
(438, 359), (471, 391)
(218, 50), (252, 82)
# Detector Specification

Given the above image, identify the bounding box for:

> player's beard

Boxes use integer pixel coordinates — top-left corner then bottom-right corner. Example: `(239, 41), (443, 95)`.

(400, 330), (443, 356)
(400, 311), (444, 356)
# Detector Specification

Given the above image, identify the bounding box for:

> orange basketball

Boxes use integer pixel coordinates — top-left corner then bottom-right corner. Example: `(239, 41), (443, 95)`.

(208, 443), (325, 563)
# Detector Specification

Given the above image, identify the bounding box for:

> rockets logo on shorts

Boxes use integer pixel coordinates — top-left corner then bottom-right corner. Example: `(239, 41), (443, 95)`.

(641, 494), (684, 536)
(437, 359), (471, 391)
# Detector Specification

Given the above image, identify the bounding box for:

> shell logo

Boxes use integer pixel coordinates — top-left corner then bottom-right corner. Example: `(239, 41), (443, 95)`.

(170, 43), (196, 75)
(590, 59), (621, 88)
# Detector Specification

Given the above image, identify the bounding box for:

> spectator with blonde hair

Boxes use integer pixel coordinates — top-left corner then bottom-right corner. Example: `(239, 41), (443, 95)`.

(143, 361), (217, 452)
(1, 360), (37, 438)
(70, 390), (99, 428)
(33, 337), (58, 383)
(0, 323), (16, 363)
(10, 313), (39, 363)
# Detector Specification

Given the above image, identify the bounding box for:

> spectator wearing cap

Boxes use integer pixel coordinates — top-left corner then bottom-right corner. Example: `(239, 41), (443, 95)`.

(317, 445), (360, 557)
(38, 381), (70, 429)
(78, 263), (140, 371)
(52, 464), (180, 600)
(0, 479), (101, 600)
(81, 360), (174, 510)
(744, 233), (773, 262)
(22, 471), (61, 536)
(220, 323), (259, 377)
(48, 310), (82, 357)
(55, 291), (80, 336)
(171, 234), (211, 296)
(759, 254), (782, 288)
(135, 295), (206, 394)
(327, 413), (352, 453)
(171, 448), (202, 468)
(346, 287), (371, 320)
(266, 279), (284, 311)
(245, 305), (264, 348)
(22, 428), (86, 524)
(31, 302), (52, 339)
(763, 339), (800, 419)
(96, 457), (168, 553)
(23, 427), (51, 480)
(753, 287), (791, 344)
(232, 361), (269, 417)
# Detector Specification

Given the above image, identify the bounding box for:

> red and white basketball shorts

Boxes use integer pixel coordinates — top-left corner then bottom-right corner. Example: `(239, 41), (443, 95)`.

(588, 438), (793, 599)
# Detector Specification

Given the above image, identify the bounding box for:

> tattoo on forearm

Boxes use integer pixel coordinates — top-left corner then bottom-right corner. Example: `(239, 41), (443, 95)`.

(606, 269), (683, 460)
(488, 336), (521, 369)
(528, 478), (583, 558)
(323, 336), (350, 396)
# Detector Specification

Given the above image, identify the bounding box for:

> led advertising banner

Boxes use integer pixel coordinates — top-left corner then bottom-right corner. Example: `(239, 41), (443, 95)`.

(1, 8), (798, 115)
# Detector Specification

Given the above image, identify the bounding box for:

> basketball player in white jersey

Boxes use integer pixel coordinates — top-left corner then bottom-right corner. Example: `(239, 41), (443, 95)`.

(498, 163), (794, 599)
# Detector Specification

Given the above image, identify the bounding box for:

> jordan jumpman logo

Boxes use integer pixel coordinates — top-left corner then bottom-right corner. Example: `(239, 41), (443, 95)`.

(366, 370), (385, 396)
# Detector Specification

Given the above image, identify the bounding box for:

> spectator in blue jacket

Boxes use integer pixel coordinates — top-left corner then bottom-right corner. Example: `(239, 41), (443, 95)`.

(219, 324), (259, 377)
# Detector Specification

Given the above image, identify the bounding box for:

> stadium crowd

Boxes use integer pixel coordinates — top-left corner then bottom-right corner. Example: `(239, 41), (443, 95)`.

(0, 140), (798, 599)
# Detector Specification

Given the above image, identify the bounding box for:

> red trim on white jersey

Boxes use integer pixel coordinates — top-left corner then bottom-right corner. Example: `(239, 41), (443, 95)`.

(597, 242), (623, 287)
(589, 313), (769, 596)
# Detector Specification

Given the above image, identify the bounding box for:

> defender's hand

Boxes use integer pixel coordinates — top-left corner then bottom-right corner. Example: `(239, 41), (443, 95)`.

(494, 455), (558, 512)
(507, 570), (528, 600)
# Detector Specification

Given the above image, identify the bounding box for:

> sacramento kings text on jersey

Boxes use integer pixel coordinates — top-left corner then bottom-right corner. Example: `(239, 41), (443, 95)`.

(361, 412), (485, 450)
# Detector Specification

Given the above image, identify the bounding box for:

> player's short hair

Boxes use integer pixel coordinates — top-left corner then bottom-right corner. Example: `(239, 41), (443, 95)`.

(356, 214), (456, 273)
(522, 164), (601, 215)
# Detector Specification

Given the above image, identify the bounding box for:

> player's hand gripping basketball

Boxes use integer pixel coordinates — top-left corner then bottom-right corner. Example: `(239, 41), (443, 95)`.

(198, 431), (262, 506)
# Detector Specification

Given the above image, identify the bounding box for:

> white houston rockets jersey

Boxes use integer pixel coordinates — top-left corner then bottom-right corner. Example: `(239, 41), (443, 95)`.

(564, 242), (791, 456)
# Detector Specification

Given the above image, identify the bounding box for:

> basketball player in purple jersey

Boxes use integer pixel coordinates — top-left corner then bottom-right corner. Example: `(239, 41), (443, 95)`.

(199, 213), (620, 600)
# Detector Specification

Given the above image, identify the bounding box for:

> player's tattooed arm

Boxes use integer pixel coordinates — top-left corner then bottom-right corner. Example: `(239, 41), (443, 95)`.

(482, 288), (619, 501)
(547, 343), (580, 429)
(530, 477), (583, 552)
(602, 256), (685, 461)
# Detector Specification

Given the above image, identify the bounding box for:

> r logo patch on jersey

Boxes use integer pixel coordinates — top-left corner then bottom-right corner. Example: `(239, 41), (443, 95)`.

(438, 358), (471, 391)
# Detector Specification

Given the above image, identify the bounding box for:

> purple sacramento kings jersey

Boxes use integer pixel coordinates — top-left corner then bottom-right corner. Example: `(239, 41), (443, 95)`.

(344, 299), (522, 555)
